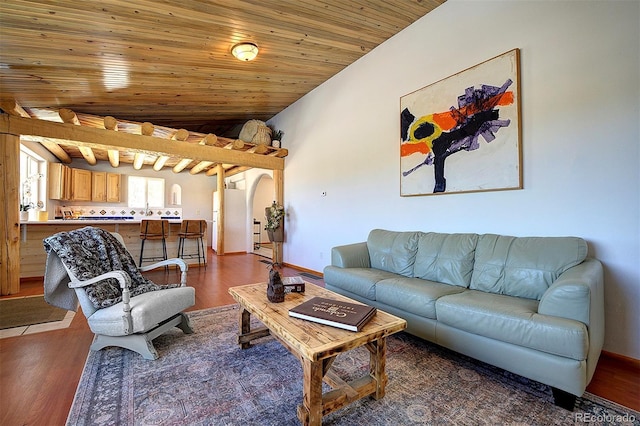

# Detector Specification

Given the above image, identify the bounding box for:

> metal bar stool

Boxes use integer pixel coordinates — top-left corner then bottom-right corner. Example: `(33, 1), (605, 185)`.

(139, 219), (169, 267)
(177, 220), (207, 269)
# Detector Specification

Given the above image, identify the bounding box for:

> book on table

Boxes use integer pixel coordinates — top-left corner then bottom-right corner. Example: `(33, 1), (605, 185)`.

(282, 276), (304, 285)
(288, 297), (377, 332)
(282, 276), (305, 293)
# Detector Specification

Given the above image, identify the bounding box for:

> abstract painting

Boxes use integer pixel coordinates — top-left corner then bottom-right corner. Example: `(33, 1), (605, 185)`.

(400, 49), (522, 196)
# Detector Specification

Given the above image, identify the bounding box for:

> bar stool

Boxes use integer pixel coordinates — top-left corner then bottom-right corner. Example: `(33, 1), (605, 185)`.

(139, 219), (169, 267)
(177, 220), (207, 269)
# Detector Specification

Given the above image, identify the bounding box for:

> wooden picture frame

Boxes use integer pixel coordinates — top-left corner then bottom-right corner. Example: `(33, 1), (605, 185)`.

(400, 49), (522, 196)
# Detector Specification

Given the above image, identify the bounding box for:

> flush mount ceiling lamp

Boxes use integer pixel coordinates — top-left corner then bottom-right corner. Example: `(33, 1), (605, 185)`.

(231, 42), (259, 61)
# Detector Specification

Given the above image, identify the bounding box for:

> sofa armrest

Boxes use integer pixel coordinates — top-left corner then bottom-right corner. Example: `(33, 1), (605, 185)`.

(538, 258), (603, 326)
(331, 242), (370, 268)
(539, 257), (605, 384)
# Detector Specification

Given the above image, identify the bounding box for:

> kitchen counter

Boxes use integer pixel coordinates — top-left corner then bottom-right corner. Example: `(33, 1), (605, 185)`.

(21, 219), (183, 224)
(19, 220), (207, 278)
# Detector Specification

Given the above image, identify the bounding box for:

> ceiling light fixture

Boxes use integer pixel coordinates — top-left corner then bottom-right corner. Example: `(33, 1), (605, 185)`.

(231, 42), (259, 61)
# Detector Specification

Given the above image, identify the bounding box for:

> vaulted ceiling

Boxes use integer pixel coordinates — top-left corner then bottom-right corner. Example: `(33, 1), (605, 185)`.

(0, 0), (445, 138)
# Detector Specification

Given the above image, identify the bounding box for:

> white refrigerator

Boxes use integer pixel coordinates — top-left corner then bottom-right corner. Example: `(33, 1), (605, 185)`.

(212, 189), (247, 253)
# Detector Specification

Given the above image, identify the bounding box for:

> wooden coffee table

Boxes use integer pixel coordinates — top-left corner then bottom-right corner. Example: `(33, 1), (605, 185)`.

(228, 282), (406, 426)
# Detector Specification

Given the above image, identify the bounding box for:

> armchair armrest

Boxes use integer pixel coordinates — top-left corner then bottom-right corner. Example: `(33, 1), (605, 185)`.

(68, 270), (131, 289)
(68, 270), (134, 334)
(139, 258), (189, 287)
(331, 242), (370, 268)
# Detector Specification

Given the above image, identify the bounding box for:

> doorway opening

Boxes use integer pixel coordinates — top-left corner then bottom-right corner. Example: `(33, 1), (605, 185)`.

(250, 174), (274, 259)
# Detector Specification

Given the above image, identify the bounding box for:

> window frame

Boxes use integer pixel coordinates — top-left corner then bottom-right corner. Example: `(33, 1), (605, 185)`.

(19, 144), (47, 211)
(127, 175), (165, 209)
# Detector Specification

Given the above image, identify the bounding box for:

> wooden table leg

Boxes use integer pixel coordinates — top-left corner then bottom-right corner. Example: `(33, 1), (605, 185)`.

(236, 307), (271, 349)
(239, 308), (251, 349)
(298, 358), (323, 426)
(368, 337), (388, 399)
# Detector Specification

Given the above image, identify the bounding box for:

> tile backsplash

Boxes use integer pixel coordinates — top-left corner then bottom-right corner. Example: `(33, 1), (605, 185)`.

(56, 205), (182, 221)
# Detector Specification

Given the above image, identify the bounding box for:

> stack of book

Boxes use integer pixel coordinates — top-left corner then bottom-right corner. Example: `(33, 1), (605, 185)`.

(288, 297), (377, 332)
(282, 276), (305, 293)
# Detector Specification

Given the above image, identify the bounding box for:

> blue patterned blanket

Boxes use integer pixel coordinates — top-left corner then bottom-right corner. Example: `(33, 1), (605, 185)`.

(43, 226), (177, 309)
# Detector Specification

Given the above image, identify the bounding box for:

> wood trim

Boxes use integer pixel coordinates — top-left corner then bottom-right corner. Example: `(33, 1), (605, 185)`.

(282, 263), (323, 279)
(601, 350), (640, 366)
(0, 114), (285, 171)
(274, 169), (284, 265)
(216, 165), (225, 255)
(0, 133), (21, 295)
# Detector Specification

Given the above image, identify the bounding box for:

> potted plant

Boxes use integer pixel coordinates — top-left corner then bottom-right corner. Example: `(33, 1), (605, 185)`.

(268, 126), (284, 148)
(264, 201), (285, 242)
(19, 203), (32, 221)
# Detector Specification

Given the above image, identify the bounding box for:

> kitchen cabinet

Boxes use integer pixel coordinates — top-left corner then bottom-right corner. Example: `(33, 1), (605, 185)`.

(92, 172), (106, 202)
(106, 173), (121, 202)
(92, 171), (121, 202)
(48, 163), (72, 200)
(49, 163), (121, 202)
(72, 168), (92, 201)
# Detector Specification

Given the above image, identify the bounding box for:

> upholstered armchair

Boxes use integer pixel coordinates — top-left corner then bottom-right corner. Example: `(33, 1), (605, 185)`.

(43, 227), (195, 360)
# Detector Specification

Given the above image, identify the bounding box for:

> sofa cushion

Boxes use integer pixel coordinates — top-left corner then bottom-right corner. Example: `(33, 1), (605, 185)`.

(413, 232), (479, 287)
(436, 290), (588, 360)
(470, 234), (588, 300)
(323, 266), (399, 300)
(367, 229), (419, 277)
(376, 277), (466, 319)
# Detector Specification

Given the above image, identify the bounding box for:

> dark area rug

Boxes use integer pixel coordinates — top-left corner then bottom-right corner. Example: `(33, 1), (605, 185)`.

(67, 305), (639, 425)
(0, 295), (68, 329)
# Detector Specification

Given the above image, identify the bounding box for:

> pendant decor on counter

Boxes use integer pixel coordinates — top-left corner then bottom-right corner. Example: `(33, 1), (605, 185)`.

(266, 264), (285, 303)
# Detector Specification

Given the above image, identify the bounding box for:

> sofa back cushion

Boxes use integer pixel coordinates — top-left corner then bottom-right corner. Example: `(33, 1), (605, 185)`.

(413, 232), (479, 287)
(367, 229), (419, 276)
(470, 234), (588, 300)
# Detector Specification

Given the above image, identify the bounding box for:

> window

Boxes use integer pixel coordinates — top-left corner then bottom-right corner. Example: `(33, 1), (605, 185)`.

(128, 176), (165, 208)
(20, 144), (46, 211)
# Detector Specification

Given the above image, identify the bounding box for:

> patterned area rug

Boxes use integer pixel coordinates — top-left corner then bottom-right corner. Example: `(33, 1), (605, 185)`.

(68, 305), (639, 425)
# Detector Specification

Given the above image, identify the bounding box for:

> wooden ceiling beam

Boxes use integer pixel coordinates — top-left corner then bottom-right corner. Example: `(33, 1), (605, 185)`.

(59, 108), (97, 165)
(133, 122), (155, 170)
(173, 133), (217, 173)
(0, 99), (29, 118)
(189, 161), (215, 175)
(0, 100), (72, 163)
(0, 114), (284, 171)
(154, 128), (189, 171)
(103, 116), (120, 167)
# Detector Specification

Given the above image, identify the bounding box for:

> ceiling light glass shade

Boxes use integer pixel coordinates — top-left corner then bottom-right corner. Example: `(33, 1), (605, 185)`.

(231, 43), (259, 61)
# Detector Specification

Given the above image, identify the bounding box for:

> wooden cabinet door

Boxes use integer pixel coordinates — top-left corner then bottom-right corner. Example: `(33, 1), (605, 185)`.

(92, 172), (106, 202)
(106, 173), (121, 202)
(64, 165), (72, 200)
(48, 163), (66, 200)
(71, 168), (92, 201)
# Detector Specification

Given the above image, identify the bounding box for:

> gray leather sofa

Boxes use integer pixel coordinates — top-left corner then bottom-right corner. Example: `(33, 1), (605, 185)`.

(324, 229), (604, 409)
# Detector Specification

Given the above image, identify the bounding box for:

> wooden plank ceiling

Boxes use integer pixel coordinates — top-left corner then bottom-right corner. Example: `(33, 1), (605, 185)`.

(0, 0), (445, 172)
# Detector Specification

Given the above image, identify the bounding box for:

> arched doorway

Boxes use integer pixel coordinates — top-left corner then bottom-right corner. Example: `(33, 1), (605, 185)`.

(249, 174), (274, 258)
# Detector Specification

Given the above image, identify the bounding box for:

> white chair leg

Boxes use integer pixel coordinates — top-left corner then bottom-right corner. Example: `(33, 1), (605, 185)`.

(89, 313), (194, 360)
(176, 312), (194, 334)
(91, 333), (159, 360)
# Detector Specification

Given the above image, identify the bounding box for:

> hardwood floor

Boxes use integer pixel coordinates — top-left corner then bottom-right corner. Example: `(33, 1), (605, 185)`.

(1, 251), (638, 425)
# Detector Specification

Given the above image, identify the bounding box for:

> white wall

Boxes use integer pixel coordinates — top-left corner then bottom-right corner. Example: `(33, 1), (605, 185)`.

(269, 1), (640, 358)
